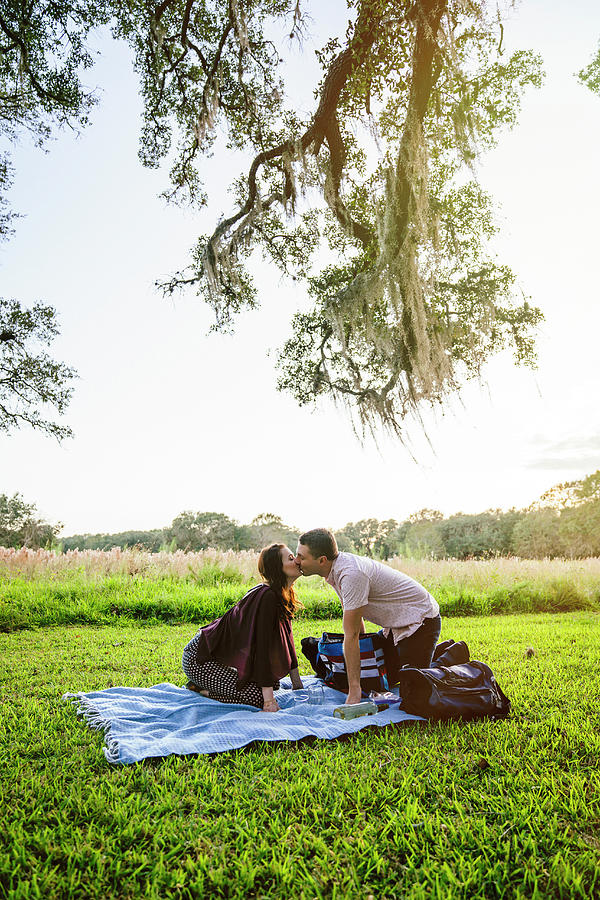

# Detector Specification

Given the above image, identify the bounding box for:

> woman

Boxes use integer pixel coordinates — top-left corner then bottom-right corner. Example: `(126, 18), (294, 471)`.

(182, 544), (303, 712)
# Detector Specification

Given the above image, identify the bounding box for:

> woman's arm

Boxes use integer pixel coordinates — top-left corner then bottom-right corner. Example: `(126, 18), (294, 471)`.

(289, 667), (303, 690)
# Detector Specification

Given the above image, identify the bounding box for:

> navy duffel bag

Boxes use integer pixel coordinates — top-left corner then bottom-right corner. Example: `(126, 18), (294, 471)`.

(395, 660), (511, 721)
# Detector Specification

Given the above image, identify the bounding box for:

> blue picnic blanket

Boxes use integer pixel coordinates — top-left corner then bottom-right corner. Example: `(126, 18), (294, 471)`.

(63, 676), (424, 765)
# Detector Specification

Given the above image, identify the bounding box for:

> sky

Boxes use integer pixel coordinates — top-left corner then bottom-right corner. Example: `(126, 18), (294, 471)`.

(1, 0), (600, 536)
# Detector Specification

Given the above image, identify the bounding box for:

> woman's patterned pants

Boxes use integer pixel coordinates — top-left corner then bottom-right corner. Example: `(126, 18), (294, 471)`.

(182, 650), (264, 708)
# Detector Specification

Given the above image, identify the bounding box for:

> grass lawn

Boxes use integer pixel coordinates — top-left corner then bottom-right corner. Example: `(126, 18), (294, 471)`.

(1, 570), (597, 632)
(1, 612), (599, 899)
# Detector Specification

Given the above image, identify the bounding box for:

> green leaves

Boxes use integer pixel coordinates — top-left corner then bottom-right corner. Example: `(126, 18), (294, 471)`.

(133, 1), (548, 438)
(0, 299), (77, 438)
(0, 0), (111, 140)
(578, 41), (600, 95)
(0, 2), (112, 438)
(0, 491), (60, 548)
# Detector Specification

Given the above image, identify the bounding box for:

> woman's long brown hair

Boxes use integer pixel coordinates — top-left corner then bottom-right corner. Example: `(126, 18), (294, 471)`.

(257, 543), (302, 618)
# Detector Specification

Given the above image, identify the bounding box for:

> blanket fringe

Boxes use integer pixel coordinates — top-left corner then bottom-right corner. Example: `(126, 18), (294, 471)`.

(104, 736), (120, 764)
(62, 692), (119, 757)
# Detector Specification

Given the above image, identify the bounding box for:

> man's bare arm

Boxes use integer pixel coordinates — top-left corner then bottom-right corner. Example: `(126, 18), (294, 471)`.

(342, 607), (366, 704)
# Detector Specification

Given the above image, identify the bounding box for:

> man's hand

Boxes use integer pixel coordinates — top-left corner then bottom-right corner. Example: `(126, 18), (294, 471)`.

(345, 689), (363, 706)
(290, 667), (304, 690)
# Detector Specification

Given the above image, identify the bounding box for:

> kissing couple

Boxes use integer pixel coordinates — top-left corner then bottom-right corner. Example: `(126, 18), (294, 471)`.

(182, 528), (441, 712)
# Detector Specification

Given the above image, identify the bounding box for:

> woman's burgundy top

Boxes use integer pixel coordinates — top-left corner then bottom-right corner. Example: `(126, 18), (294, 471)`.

(187, 584), (298, 688)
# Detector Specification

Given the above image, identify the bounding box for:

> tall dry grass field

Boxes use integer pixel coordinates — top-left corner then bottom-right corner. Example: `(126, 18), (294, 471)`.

(0, 546), (260, 580)
(2, 546), (600, 592)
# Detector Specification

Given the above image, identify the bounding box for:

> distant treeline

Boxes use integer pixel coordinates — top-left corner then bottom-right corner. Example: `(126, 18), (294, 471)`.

(60, 512), (301, 556)
(61, 470), (600, 559)
(3, 470), (600, 560)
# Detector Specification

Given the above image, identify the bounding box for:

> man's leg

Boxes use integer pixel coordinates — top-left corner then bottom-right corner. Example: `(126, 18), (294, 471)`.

(385, 615), (442, 680)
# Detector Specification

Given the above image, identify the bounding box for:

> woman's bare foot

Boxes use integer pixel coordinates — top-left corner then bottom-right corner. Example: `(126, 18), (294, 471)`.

(185, 682), (210, 696)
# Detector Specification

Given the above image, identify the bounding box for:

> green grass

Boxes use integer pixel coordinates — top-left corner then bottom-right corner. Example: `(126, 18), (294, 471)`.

(1, 572), (598, 632)
(1, 612), (599, 898)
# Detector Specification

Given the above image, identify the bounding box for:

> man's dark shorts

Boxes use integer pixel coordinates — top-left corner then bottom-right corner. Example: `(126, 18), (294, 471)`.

(380, 614), (442, 683)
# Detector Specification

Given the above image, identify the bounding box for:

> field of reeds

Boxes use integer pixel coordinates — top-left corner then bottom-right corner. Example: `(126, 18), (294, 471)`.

(0, 546), (260, 580)
(1, 547), (599, 632)
(4, 546), (600, 587)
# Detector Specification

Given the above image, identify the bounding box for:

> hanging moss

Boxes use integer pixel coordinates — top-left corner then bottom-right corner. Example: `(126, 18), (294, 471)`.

(146, 0), (544, 437)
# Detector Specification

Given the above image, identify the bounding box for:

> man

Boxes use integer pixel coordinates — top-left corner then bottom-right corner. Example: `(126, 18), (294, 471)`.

(295, 528), (441, 705)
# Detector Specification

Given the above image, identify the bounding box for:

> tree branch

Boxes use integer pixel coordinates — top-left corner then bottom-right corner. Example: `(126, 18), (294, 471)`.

(188, 0), (386, 295)
(324, 113), (374, 247)
(0, 12), (69, 106)
(180, 0), (195, 47)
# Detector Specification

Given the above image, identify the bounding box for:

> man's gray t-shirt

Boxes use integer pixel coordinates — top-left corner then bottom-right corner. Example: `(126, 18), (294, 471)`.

(325, 552), (439, 643)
